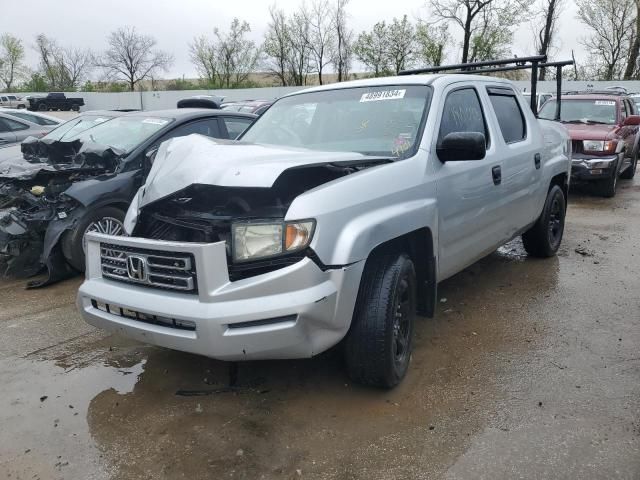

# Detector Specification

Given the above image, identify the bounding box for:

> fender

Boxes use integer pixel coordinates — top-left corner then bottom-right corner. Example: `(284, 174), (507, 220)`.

(64, 169), (142, 208)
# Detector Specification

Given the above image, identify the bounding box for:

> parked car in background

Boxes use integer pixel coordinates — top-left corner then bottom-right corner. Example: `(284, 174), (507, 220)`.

(0, 110), (60, 146)
(629, 93), (640, 110)
(77, 73), (571, 388)
(27, 93), (85, 112)
(0, 109), (256, 286)
(0, 95), (28, 109)
(539, 91), (640, 197)
(522, 91), (553, 110)
(177, 95), (225, 109)
(222, 99), (273, 115)
(2, 109), (61, 127)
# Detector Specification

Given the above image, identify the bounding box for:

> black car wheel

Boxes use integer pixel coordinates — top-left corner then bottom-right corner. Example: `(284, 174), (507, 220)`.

(345, 252), (416, 388)
(597, 167), (618, 197)
(37, 104), (46, 111)
(61, 206), (126, 272)
(522, 184), (566, 258)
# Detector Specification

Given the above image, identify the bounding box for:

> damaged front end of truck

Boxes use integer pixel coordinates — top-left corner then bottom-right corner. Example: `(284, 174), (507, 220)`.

(0, 137), (126, 286)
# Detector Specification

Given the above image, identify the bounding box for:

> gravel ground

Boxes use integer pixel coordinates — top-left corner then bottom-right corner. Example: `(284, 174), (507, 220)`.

(0, 179), (638, 480)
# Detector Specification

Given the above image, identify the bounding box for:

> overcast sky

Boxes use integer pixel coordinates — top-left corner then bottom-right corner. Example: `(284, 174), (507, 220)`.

(0, 0), (586, 79)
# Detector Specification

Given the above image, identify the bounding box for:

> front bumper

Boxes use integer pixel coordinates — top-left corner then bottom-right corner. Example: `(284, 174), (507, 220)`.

(571, 154), (618, 181)
(77, 232), (365, 361)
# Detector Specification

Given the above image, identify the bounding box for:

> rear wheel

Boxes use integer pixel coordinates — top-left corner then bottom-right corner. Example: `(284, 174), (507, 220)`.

(37, 103), (46, 111)
(61, 206), (125, 272)
(345, 252), (416, 388)
(522, 184), (566, 258)
(71, 104), (80, 112)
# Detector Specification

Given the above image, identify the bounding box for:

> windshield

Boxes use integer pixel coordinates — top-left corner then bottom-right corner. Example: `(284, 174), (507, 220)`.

(44, 115), (115, 141)
(67, 116), (172, 153)
(539, 99), (618, 125)
(241, 85), (432, 157)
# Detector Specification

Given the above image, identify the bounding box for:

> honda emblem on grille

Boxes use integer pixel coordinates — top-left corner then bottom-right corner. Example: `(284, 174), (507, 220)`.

(127, 255), (147, 281)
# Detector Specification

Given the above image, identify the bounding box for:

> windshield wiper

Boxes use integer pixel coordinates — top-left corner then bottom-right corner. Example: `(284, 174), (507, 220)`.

(585, 120), (609, 125)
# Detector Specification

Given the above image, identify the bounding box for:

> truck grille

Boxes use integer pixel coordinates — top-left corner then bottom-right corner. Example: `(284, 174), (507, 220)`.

(100, 243), (197, 293)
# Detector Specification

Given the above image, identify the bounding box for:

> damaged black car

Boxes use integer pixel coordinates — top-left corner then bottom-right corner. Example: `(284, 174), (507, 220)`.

(0, 109), (256, 287)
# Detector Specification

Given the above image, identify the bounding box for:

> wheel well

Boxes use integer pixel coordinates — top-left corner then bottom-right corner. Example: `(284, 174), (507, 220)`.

(367, 228), (436, 317)
(550, 172), (568, 200)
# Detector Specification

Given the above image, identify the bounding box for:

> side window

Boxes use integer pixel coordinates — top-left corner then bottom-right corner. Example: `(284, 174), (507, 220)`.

(7, 95), (16, 100)
(438, 88), (488, 145)
(0, 96), (7, 102)
(2, 118), (29, 131)
(621, 100), (629, 120)
(164, 118), (222, 141)
(222, 117), (253, 139)
(487, 89), (526, 143)
(0, 119), (10, 133)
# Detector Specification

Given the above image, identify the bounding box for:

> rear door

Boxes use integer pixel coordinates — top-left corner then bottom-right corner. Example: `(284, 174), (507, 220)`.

(433, 84), (505, 280)
(620, 98), (639, 161)
(485, 86), (540, 233)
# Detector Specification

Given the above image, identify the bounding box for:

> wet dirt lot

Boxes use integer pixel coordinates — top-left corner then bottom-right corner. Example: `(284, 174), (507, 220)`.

(1, 181), (639, 480)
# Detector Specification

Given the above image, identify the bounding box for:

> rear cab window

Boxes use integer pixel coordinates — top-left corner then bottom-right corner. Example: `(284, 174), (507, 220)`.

(487, 87), (526, 144)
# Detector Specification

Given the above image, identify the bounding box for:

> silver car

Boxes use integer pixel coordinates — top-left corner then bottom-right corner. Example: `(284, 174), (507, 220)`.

(78, 74), (571, 388)
(0, 110), (60, 145)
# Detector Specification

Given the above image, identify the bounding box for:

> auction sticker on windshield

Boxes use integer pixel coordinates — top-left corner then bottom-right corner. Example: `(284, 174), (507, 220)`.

(142, 118), (169, 125)
(360, 89), (406, 103)
(595, 101), (616, 106)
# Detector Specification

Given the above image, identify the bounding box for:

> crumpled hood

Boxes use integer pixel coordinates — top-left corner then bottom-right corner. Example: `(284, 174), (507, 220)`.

(564, 123), (618, 141)
(140, 134), (386, 207)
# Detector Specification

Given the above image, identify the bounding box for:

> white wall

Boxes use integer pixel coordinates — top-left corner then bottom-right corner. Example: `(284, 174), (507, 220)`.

(17, 80), (640, 112)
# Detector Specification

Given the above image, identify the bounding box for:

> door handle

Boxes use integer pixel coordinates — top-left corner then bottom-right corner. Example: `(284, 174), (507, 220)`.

(534, 153), (541, 169)
(492, 165), (502, 185)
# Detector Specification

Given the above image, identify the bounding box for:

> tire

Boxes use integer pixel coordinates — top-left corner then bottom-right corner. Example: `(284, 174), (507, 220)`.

(17, 104), (25, 109)
(61, 206), (126, 272)
(344, 252), (417, 388)
(522, 184), (566, 258)
(620, 149), (637, 180)
(37, 103), (46, 111)
(71, 104), (80, 112)
(597, 168), (618, 197)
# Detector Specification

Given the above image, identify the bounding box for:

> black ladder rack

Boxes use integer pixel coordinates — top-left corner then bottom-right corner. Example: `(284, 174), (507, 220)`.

(399, 56), (574, 120)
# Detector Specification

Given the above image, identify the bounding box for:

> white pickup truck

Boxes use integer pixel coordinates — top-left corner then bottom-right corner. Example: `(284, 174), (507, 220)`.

(0, 95), (27, 109)
(77, 69), (571, 388)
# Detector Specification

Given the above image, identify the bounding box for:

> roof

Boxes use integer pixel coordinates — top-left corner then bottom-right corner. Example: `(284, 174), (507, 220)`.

(284, 73), (516, 98)
(121, 108), (256, 120)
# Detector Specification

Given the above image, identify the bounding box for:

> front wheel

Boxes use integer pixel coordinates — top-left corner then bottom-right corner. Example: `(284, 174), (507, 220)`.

(37, 103), (46, 111)
(61, 206), (126, 272)
(522, 184), (566, 258)
(345, 253), (416, 388)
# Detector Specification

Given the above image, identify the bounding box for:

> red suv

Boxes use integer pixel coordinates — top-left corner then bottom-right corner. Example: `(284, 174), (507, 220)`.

(538, 93), (640, 197)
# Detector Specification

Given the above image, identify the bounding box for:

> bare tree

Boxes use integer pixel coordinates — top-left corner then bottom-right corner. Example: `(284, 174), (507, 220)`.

(534, 0), (566, 79)
(214, 19), (261, 88)
(0, 34), (26, 91)
(97, 27), (173, 91)
(468, 5), (514, 61)
(34, 34), (92, 90)
(430, 0), (528, 63)
(263, 5), (292, 86)
(353, 22), (391, 77)
(415, 23), (450, 67)
(189, 35), (217, 85)
(387, 15), (415, 74)
(332, 0), (353, 82)
(303, 0), (336, 85)
(577, 0), (635, 80)
(623, 0), (640, 79)
(287, 11), (314, 85)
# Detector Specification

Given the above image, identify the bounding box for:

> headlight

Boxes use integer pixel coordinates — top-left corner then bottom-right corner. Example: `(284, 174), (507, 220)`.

(232, 220), (315, 262)
(583, 140), (616, 153)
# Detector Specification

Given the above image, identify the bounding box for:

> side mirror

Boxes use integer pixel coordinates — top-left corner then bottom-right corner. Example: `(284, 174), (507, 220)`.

(436, 132), (486, 162)
(623, 115), (640, 126)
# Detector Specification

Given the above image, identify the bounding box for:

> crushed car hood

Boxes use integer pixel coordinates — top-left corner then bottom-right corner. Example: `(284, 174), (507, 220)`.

(141, 134), (390, 207)
(0, 138), (126, 180)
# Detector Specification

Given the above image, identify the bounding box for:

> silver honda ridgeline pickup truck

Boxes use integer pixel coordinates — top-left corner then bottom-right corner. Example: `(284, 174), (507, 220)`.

(78, 75), (571, 388)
